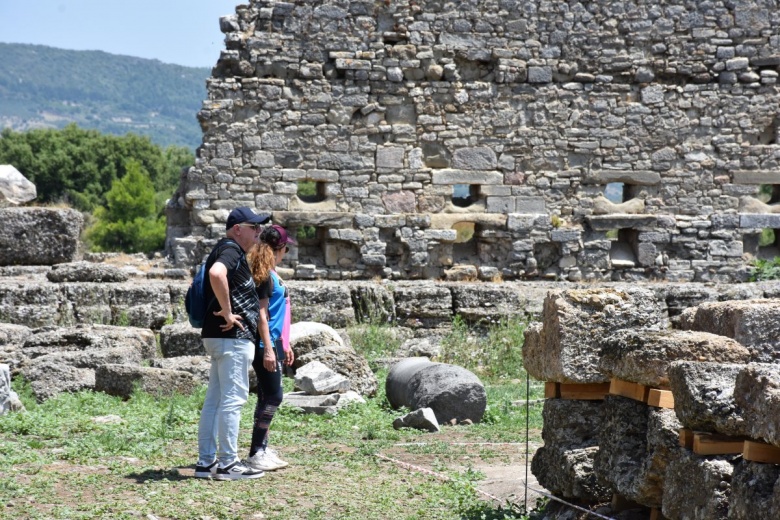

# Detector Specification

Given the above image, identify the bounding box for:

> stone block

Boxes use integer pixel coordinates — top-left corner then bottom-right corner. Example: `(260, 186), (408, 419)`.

(376, 147), (405, 169)
(294, 360), (351, 395)
(392, 283), (453, 328)
(729, 460), (779, 520)
(668, 361), (748, 437)
(522, 288), (668, 383)
(531, 446), (611, 501)
(599, 329), (749, 387)
(0, 208), (83, 266)
(662, 451), (735, 520)
(451, 147), (498, 170)
(95, 364), (198, 399)
(734, 364), (780, 447)
(159, 322), (204, 357)
(680, 299), (780, 362)
(594, 395), (683, 508)
(431, 169), (503, 185)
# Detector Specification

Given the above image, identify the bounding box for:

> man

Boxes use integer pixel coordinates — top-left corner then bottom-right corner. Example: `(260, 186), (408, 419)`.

(194, 206), (270, 480)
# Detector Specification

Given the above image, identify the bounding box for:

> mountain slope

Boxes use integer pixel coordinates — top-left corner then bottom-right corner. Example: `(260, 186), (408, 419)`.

(0, 43), (210, 149)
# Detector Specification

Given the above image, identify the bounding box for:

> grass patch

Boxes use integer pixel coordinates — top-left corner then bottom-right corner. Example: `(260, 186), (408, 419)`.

(2, 317), (544, 519)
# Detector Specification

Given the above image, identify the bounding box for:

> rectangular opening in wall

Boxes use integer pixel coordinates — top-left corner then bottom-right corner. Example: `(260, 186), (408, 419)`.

(452, 185), (480, 208)
(604, 183), (625, 203)
(609, 228), (638, 268)
(297, 181), (326, 203)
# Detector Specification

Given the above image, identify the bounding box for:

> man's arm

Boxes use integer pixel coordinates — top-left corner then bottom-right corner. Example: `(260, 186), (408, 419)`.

(209, 261), (245, 331)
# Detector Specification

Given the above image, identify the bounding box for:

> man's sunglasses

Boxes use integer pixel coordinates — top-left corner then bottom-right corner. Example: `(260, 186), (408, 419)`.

(239, 223), (262, 231)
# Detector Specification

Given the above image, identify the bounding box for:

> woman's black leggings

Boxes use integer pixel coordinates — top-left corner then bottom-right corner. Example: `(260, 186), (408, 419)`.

(249, 345), (284, 457)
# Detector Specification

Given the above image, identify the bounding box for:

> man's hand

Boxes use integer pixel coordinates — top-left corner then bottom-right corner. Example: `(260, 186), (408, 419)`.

(284, 348), (295, 367)
(214, 308), (245, 331)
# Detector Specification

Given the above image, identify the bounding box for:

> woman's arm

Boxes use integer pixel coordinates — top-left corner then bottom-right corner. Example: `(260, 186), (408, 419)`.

(257, 298), (276, 372)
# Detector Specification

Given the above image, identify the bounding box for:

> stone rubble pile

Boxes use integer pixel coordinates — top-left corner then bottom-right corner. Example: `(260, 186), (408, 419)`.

(526, 288), (780, 519)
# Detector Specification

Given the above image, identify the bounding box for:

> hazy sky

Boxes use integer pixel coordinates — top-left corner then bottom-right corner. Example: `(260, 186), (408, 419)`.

(0, 0), (241, 68)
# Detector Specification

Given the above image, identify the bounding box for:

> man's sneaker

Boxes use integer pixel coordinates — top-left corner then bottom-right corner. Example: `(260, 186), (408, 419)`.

(194, 460), (218, 478)
(214, 460), (264, 480)
(266, 448), (289, 468)
(245, 450), (282, 471)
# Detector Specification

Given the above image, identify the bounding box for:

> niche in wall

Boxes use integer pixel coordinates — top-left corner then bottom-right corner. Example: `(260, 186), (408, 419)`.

(452, 222), (478, 263)
(609, 228), (639, 268)
(605, 182), (626, 203)
(295, 225), (325, 266)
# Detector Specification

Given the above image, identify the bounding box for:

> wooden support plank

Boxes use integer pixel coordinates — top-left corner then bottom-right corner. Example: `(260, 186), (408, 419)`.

(743, 440), (780, 464)
(559, 382), (611, 400)
(679, 428), (694, 449)
(609, 378), (649, 402)
(544, 382), (560, 399)
(646, 388), (675, 409)
(693, 432), (744, 456)
(649, 508), (666, 520)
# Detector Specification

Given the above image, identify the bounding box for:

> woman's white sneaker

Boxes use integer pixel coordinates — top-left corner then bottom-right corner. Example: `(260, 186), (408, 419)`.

(266, 448), (289, 468)
(246, 450), (283, 471)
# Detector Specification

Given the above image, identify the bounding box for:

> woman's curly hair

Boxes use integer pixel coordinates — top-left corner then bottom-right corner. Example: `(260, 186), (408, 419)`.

(247, 242), (275, 285)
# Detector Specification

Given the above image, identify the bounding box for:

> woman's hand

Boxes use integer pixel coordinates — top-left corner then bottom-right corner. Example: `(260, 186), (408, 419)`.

(263, 348), (277, 372)
(284, 348), (295, 367)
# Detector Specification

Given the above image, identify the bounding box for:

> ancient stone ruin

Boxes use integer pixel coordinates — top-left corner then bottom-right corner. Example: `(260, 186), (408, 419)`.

(524, 288), (780, 519)
(167, 0), (780, 283)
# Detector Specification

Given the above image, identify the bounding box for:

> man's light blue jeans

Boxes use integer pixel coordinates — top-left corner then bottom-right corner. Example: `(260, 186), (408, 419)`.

(197, 338), (254, 466)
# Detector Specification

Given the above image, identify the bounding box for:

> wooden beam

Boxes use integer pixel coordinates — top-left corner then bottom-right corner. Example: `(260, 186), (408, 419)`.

(743, 440), (780, 464)
(544, 382), (560, 399)
(559, 382), (611, 400)
(646, 388), (674, 409)
(609, 378), (649, 402)
(679, 428), (694, 449)
(693, 432), (744, 456)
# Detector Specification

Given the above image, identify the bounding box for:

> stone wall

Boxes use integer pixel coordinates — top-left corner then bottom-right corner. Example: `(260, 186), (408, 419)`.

(167, 0), (780, 282)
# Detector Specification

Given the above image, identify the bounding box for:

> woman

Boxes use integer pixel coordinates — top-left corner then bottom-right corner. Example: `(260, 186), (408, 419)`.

(244, 224), (296, 472)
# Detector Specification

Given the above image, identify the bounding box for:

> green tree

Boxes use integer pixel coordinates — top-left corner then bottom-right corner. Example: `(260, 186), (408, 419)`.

(0, 125), (193, 212)
(86, 160), (166, 253)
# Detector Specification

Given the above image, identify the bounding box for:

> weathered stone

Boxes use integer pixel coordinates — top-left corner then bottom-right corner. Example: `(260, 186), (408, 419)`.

(662, 451), (735, 520)
(668, 361), (748, 437)
(159, 322), (204, 357)
(729, 460), (779, 520)
(94, 364), (199, 399)
(450, 283), (526, 324)
(0, 363), (23, 414)
(594, 395), (683, 508)
(282, 390), (365, 415)
(392, 407), (440, 432)
(393, 283), (453, 328)
(0, 208), (83, 266)
(733, 363), (780, 447)
(599, 329), (750, 387)
(386, 357), (486, 423)
(294, 360), (351, 395)
(0, 165), (36, 207)
(531, 446), (611, 501)
(680, 299), (780, 362)
(287, 282), (355, 327)
(46, 262), (128, 283)
(150, 356), (210, 384)
(295, 343), (377, 397)
(523, 288), (668, 383)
